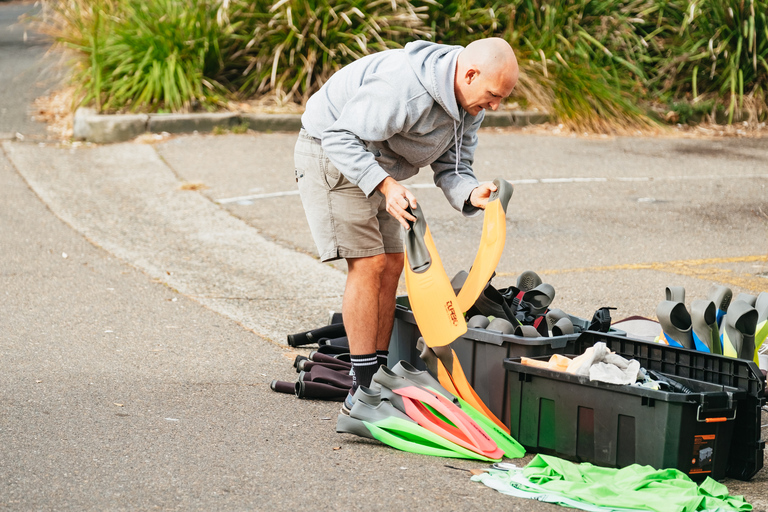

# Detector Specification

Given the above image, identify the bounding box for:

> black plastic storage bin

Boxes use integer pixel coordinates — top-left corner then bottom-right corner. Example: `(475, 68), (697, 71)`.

(505, 355), (742, 481)
(389, 297), (581, 429)
(570, 331), (766, 481)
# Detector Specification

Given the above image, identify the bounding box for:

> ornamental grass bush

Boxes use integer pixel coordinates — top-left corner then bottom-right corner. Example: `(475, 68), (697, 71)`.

(33, 0), (768, 129)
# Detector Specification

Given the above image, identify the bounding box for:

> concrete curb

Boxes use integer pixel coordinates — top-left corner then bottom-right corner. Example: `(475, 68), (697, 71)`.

(73, 108), (551, 144)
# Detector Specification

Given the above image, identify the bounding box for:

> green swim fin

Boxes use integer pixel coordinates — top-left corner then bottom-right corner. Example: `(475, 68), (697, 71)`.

(416, 338), (509, 434)
(336, 388), (500, 461)
(456, 396), (525, 459)
(404, 204), (466, 347)
(373, 366), (503, 459)
(390, 360), (525, 459)
(456, 178), (514, 313)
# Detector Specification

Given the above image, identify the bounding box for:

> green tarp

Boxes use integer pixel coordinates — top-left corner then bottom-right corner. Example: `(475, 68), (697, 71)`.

(471, 454), (751, 512)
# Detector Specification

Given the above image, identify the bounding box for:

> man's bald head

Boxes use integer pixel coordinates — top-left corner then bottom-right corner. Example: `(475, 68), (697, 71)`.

(454, 37), (518, 116)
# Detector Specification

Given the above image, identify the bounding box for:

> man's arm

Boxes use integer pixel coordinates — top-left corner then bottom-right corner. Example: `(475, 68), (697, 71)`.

(431, 112), (485, 215)
(320, 77), (411, 198)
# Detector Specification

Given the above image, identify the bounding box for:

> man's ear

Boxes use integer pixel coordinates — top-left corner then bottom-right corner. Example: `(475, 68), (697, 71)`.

(465, 68), (479, 85)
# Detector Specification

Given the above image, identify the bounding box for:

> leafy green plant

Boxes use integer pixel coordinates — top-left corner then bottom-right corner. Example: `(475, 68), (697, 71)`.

(38, 0), (229, 112)
(33, 0), (768, 127)
(503, 0), (660, 131)
(651, 0), (768, 123)
(412, 0), (515, 43)
(220, 0), (433, 104)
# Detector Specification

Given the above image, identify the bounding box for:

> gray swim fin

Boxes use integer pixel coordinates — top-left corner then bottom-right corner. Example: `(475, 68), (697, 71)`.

(690, 299), (719, 353)
(734, 293), (757, 307)
(708, 285), (732, 327)
(656, 300), (694, 349)
(665, 286), (686, 303)
(722, 300), (758, 361)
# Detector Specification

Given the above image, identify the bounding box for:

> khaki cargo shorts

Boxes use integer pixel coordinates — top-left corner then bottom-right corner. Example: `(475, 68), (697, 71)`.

(294, 129), (403, 262)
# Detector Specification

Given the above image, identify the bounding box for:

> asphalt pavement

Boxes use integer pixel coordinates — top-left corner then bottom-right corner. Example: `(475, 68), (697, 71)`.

(1, 1), (767, 511)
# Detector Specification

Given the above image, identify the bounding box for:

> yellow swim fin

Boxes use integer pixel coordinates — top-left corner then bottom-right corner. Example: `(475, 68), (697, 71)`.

(456, 178), (514, 313)
(404, 204), (467, 348)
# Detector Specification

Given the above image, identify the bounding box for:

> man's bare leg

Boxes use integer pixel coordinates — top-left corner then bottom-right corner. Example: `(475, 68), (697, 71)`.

(376, 252), (404, 352)
(342, 253), (403, 397)
(344, 254), (387, 356)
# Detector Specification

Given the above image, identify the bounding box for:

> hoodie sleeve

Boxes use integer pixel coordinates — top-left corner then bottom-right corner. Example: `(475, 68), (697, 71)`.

(431, 112), (484, 216)
(320, 77), (412, 197)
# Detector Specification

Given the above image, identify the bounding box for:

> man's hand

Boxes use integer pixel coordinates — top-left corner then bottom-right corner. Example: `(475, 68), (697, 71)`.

(469, 182), (498, 209)
(377, 177), (417, 229)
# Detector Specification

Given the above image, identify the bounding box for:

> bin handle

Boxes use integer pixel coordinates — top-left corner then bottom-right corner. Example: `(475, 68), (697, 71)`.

(697, 405), (736, 423)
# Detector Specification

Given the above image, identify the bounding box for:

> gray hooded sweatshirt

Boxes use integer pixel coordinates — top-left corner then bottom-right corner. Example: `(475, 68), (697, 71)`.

(301, 40), (484, 215)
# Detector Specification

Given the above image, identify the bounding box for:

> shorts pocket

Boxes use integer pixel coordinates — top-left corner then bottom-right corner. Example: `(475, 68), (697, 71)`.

(323, 156), (345, 190)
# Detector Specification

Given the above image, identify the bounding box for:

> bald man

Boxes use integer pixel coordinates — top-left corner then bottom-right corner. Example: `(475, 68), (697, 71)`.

(295, 38), (518, 411)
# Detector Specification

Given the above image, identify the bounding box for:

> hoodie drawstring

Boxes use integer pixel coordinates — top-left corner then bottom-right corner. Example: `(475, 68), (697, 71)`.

(453, 113), (465, 180)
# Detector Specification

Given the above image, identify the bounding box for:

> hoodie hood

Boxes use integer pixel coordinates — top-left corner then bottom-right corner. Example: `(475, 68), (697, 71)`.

(405, 41), (463, 121)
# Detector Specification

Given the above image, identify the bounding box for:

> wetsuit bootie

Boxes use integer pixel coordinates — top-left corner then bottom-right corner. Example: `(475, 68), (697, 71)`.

(295, 378), (350, 401)
(287, 322), (346, 347)
(656, 300), (694, 349)
(309, 350), (352, 367)
(690, 299), (719, 354)
(316, 343), (351, 355)
(270, 380), (296, 394)
(665, 286), (685, 303)
(708, 285), (732, 328)
(296, 359), (352, 373)
(298, 365), (353, 390)
(317, 336), (349, 349)
(722, 300), (758, 361)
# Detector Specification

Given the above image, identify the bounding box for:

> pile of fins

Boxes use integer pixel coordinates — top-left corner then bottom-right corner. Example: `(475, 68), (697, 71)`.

(656, 286), (768, 364)
(271, 350), (353, 401)
(336, 362), (525, 461)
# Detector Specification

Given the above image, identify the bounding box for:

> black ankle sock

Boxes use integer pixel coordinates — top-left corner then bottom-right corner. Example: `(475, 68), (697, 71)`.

(350, 353), (378, 393)
(376, 350), (389, 367)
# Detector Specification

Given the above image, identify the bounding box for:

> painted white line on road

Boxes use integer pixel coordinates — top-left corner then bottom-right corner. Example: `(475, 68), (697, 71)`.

(215, 190), (300, 204)
(214, 173), (768, 203)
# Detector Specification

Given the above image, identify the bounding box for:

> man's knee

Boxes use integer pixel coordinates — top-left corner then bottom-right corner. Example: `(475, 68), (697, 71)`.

(347, 254), (388, 277)
(383, 253), (404, 281)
